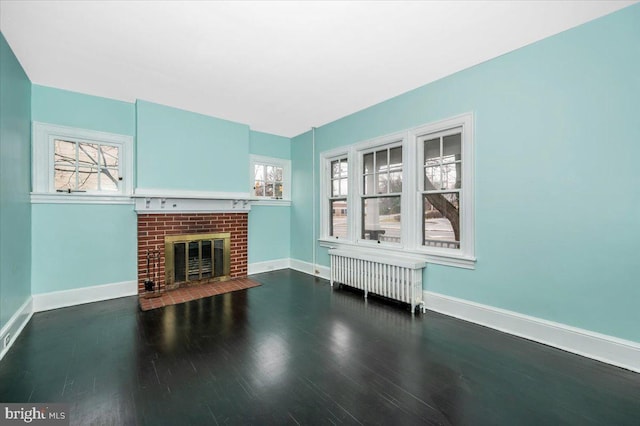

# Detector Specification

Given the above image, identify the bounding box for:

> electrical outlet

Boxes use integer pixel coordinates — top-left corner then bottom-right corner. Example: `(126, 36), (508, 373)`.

(3, 333), (10, 348)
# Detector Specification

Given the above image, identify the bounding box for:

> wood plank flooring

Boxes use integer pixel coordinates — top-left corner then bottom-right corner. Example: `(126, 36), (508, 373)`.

(1, 269), (639, 425)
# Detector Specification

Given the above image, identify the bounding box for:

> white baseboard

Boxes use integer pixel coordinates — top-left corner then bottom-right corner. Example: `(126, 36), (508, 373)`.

(0, 297), (33, 361)
(423, 290), (640, 373)
(32, 280), (138, 313)
(289, 258), (330, 280)
(248, 258), (290, 275)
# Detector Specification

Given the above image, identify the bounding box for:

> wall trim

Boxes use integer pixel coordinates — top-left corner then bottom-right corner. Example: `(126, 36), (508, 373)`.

(0, 297), (33, 361)
(248, 258), (290, 275)
(32, 280), (137, 313)
(289, 258), (331, 280)
(423, 290), (640, 373)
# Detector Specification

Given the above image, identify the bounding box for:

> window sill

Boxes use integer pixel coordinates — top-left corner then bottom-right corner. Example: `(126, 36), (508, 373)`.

(318, 238), (476, 269)
(31, 193), (134, 205)
(250, 198), (292, 206)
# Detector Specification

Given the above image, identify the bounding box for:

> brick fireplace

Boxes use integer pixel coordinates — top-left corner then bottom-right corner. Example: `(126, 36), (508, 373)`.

(137, 213), (248, 295)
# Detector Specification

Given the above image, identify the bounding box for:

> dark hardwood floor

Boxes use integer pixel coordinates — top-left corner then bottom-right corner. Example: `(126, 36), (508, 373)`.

(1, 269), (639, 425)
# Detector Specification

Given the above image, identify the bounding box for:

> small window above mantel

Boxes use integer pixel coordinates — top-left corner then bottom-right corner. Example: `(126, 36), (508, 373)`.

(31, 122), (134, 204)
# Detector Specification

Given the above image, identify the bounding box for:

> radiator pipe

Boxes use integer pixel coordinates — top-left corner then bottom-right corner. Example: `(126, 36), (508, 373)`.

(312, 126), (317, 273)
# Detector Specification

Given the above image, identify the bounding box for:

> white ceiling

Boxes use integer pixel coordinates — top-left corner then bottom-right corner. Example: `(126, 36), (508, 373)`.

(0, 1), (636, 137)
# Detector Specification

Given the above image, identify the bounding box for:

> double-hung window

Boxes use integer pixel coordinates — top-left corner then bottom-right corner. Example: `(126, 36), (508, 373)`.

(361, 144), (402, 243)
(319, 113), (475, 269)
(32, 122), (133, 203)
(329, 157), (348, 238)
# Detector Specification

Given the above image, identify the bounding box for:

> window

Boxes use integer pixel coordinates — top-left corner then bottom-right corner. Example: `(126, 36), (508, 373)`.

(249, 155), (291, 203)
(32, 122), (133, 203)
(319, 113), (475, 269)
(420, 130), (462, 249)
(329, 157), (348, 238)
(361, 144), (402, 243)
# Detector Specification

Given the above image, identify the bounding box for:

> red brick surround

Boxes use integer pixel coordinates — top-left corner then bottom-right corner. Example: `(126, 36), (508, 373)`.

(137, 213), (248, 294)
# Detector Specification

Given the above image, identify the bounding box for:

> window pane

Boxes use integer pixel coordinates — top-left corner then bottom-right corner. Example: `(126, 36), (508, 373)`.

(377, 173), (388, 194)
(275, 182), (283, 198)
(340, 160), (348, 176)
(78, 143), (99, 167)
(275, 167), (283, 182)
(331, 160), (341, 179)
(330, 199), (347, 238)
(332, 179), (339, 197)
(363, 153), (374, 174)
(100, 168), (119, 192)
(376, 149), (388, 172)
(54, 165), (76, 191)
(442, 162), (461, 190)
(99, 145), (119, 168)
(266, 166), (275, 182)
(77, 166), (99, 191)
(339, 178), (348, 196)
(423, 193), (460, 249)
(389, 146), (402, 172)
(254, 180), (264, 197)
(443, 133), (461, 163)
(362, 196), (401, 242)
(265, 182), (274, 197)
(424, 165), (441, 190)
(389, 171), (402, 193)
(54, 140), (76, 166)
(424, 138), (440, 166)
(254, 165), (264, 181)
(363, 174), (375, 196)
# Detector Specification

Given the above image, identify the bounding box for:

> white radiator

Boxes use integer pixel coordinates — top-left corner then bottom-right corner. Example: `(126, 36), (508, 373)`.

(328, 249), (426, 313)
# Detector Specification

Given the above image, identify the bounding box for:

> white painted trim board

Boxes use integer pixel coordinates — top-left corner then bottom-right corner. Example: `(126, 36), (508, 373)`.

(0, 297), (34, 361)
(32, 280), (137, 313)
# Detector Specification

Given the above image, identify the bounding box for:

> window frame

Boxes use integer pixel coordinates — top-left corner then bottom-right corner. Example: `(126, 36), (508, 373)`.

(31, 122), (134, 204)
(249, 154), (291, 205)
(318, 113), (475, 269)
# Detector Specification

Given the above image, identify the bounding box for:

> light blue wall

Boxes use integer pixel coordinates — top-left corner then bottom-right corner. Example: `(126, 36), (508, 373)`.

(0, 33), (32, 329)
(30, 86), (137, 293)
(250, 130), (290, 159)
(136, 100), (250, 192)
(291, 5), (640, 342)
(290, 131), (314, 263)
(248, 130), (291, 263)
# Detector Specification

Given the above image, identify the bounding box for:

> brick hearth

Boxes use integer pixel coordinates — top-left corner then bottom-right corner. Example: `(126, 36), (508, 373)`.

(137, 213), (248, 294)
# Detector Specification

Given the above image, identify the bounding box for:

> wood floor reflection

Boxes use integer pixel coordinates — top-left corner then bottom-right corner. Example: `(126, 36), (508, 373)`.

(1, 269), (639, 425)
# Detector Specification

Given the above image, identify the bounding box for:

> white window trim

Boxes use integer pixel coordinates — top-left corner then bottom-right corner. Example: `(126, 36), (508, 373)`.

(31, 122), (134, 204)
(318, 113), (475, 269)
(249, 154), (291, 205)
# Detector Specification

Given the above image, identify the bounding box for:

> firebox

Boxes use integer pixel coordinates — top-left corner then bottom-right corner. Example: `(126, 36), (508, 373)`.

(164, 232), (231, 289)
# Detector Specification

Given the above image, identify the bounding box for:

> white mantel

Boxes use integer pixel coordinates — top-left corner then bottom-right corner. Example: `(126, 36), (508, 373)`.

(132, 188), (251, 213)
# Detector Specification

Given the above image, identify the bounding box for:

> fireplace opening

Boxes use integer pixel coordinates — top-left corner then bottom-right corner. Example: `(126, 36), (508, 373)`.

(165, 232), (230, 289)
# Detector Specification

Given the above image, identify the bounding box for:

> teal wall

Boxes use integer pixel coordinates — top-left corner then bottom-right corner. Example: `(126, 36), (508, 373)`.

(136, 100), (250, 192)
(0, 33), (32, 329)
(250, 130), (290, 159)
(248, 131), (291, 263)
(290, 131), (314, 263)
(290, 5), (640, 342)
(30, 86), (137, 293)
